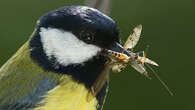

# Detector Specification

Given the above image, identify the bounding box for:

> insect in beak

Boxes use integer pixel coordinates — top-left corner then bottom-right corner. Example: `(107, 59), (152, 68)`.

(101, 25), (173, 96)
(103, 47), (159, 78)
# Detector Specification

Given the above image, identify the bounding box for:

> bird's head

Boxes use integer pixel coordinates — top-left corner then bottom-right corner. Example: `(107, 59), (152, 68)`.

(30, 6), (127, 87)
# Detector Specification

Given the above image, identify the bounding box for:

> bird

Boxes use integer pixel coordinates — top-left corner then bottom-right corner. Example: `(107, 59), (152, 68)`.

(0, 6), (129, 110)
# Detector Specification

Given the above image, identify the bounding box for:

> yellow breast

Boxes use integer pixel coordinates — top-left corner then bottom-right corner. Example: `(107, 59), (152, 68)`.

(34, 76), (98, 110)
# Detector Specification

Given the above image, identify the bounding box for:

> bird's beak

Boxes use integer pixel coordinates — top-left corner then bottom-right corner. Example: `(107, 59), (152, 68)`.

(110, 42), (131, 57)
(101, 42), (131, 63)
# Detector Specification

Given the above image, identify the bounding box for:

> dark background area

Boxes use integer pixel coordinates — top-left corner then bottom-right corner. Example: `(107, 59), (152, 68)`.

(0, 0), (194, 110)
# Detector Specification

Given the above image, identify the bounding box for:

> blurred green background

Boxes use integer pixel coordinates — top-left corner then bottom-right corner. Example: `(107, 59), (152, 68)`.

(0, 0), (194, 110)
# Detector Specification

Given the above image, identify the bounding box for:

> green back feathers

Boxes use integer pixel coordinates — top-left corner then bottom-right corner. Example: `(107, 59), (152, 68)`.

(0, 40), (61, 107)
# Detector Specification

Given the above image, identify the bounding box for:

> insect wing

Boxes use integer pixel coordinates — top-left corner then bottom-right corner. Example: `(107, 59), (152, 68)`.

(123, 25), (142, 50)
(131, 61), (149, 77)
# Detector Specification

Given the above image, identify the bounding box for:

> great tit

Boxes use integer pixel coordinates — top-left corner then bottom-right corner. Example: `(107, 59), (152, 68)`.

(0, 6), (128, 110)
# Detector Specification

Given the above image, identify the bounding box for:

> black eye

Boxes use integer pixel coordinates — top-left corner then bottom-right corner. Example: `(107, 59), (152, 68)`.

(80, 31), (94, 43)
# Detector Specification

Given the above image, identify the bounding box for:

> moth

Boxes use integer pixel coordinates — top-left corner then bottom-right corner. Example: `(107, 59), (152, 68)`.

(108, 25), (173, 96)
(110, 25), (158, 77)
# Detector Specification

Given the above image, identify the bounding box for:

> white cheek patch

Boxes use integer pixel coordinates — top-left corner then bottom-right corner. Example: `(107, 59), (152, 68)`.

(39, 27), (101, 66)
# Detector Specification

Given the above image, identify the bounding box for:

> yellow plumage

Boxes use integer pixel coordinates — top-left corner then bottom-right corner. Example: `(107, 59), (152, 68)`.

(34, 76), (98, 110)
